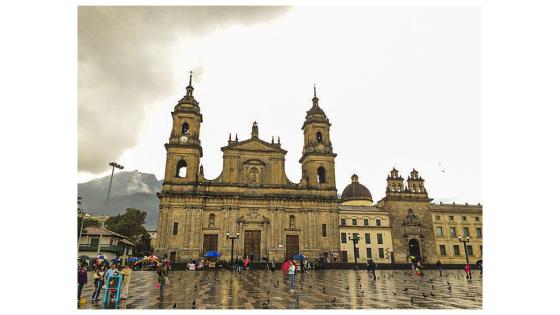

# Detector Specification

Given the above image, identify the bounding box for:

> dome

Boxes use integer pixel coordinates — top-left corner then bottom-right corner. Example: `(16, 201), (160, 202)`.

(341, 174), (372, 202)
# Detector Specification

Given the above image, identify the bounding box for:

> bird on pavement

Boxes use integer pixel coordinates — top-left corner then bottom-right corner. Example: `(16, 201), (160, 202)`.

(330, 297), (336, 303)
(296, 296), (300, 304)
(263, 298), (270, 308)
(392, 292), (397, 296)
(172, 303), (177, 308)
(430, 292), (435, 297)
(403, 288), (408, 292)
(411, 297), (414, 304)
(422, 293), (428, 298)
(346, 286), (349, 290)
(192, 300), (196, 309)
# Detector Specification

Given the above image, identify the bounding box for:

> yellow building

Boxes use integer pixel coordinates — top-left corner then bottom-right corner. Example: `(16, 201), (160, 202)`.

(431, 203), (483, 264)
(338, 174), (394, 264)
(155, 77), (340, 262)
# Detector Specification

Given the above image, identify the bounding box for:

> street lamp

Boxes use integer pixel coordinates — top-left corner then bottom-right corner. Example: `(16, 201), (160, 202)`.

(348, 233), (360, 270)
(97, 162), (124, 255)
(458, 235), (472, 278)
(78, 212), (91, 251)
(226, 232), (240, 264)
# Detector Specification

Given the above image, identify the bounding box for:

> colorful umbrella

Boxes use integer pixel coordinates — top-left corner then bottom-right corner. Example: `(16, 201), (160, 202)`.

(293, 254), (305, 260)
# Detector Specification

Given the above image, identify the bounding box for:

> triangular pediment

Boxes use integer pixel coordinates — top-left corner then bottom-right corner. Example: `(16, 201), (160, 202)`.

(222, 138), (287, 153)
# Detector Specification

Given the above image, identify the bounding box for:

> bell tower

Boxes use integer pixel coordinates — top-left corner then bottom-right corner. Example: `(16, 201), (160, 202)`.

(299, 85), (337, 189)
(163, 71), (203, 183)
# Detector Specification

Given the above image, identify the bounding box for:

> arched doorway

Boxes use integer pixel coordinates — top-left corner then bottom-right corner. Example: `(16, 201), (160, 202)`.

(408, 239), (421, 261)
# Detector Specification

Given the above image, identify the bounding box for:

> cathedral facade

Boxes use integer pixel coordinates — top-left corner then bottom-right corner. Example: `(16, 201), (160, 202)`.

(155, 75), (483, 265)
(154, 75), (340, 262)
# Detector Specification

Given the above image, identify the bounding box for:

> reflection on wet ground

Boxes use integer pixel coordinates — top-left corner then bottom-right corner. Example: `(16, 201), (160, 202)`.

(78, 269), (482, 309)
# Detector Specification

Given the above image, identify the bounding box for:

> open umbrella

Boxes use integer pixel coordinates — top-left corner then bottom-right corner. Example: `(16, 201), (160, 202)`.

(281, 259), (291, 273)
(293, 254), (305, 260)
(203, 250), (222, 258)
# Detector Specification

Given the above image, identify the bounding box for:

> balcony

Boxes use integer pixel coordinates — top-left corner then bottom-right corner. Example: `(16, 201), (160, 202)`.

(79, 244), (124, 255)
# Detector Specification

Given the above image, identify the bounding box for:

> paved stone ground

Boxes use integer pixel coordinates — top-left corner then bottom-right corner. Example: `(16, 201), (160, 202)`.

(78, 269), (482, 309)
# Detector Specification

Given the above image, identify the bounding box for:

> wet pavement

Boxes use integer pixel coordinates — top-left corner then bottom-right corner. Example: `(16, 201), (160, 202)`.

(78, 269), (482, 309)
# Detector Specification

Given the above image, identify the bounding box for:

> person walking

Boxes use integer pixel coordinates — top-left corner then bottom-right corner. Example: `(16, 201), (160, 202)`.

(243, 256), (250, 270)
(464, 263), (472, 280)
(288, 260), (296, 293)
(120, 264), (132, 300)
(271, 258), (276, 272)
(91, 265), (105, 302)
(371, 260), (378, 279)
(436, 260), (443, 277)
(78, 264), (88, 303)
(156, 261), (169, 301)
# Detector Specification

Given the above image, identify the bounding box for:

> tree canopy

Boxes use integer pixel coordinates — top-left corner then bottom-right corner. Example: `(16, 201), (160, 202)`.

(105, 208), (148, 242)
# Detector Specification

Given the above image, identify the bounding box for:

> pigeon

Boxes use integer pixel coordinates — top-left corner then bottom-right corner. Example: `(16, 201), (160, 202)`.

(173, 303), (176, 309)
(403, 288), (408, 292)
(263, 298), (270, 307)
(309, 285), (312, 289)
(267, 290), (270, 295)
(410, 297), (414, 304)
(296, 296), (300, 303)
(431, 285), (435, 290)
(346, 286), (350, 290)
(422, 293), (428, 298)
(192, 300), (196, 309)
(194, 284), (197, 289)
(322, 286), (326, 292)
(331, 297), (336, 303)
(430, 292), (435, 297)
(392, 292), (397, 296)
(447, 286), (452, 291)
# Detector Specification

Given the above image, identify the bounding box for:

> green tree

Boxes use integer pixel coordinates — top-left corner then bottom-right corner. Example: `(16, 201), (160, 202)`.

(105, 208), (148, 242)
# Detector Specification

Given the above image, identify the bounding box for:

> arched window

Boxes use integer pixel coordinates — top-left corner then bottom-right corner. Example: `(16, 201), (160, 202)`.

(317, 166), (326, 184)
(208, 213), (216, 228)
(181, 122), (190, 134)
(375, 219), (382, 227)
(175, 159), (187, 178)
(391, 183), (395, 191)
(316, 131), (323, 143)
(289, 215), (296, 229)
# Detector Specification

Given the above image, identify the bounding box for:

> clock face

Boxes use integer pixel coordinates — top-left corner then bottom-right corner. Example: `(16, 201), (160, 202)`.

(180, 135), (188, 143)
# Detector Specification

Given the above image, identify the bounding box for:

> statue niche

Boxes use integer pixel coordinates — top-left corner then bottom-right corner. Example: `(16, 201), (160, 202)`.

(243, 159), (265, 185)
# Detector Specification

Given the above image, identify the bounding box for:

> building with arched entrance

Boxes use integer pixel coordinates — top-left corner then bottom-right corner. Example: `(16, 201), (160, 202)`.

(155, 76), (340, 262)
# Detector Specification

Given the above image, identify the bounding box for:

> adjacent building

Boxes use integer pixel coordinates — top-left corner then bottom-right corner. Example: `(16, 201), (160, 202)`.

(338, 174), (394, 264)
(78, 227), (136, 261)
(431, 203), (483, 264)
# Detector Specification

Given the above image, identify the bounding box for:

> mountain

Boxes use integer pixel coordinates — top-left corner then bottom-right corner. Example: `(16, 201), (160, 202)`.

(78, 170), (162, 230)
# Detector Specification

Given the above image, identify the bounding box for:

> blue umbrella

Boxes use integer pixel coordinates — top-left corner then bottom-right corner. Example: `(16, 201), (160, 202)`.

(203, 250), (222, 258)
(293, 254), (305, 260)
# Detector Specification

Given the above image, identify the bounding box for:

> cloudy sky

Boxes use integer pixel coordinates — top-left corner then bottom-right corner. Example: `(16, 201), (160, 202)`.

(78, 6), (481, 203)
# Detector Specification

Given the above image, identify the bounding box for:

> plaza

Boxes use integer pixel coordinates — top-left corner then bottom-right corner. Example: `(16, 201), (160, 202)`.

(78, 269), (482, 309)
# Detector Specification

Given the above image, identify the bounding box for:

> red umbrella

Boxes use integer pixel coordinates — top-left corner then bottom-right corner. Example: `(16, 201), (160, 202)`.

(281, 260), (291, 273)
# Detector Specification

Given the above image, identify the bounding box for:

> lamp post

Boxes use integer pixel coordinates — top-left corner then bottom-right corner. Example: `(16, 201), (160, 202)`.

(348, 233), (360, 270)
(78, 212), (91, 251)
(458, 235), (472, 279)
(226, 232), (240, 264)
(97, 162), (124, 255)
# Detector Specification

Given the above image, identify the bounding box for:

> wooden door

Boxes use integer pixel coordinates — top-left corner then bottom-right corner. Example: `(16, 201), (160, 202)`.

(285, 235), (299, 260)
(244, 230), (261, 261)
(203, 234), (218, 253)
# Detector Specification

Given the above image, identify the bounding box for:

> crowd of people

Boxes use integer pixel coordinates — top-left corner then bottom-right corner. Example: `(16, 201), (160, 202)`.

(78, 254), (483, 304)
(77, 257), (135, 303)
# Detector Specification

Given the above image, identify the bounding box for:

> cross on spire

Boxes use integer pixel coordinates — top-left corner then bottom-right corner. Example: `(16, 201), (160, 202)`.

(189, 70), (193, 86)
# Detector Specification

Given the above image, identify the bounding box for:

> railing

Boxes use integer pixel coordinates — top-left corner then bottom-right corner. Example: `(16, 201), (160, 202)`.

(78, 244), (124, 255)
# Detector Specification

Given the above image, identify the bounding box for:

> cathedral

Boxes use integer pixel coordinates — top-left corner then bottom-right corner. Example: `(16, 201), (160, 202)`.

(155, 74), (483, 265)
(155, 74), (341, 262)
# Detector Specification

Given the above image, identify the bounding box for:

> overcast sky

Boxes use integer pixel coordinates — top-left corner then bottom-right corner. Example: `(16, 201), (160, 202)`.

(78, 6), (481, 204)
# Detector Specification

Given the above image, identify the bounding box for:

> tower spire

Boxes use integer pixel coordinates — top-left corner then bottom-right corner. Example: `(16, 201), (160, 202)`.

(186, 70), (194, 97)
(312, 84), (319, 107)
